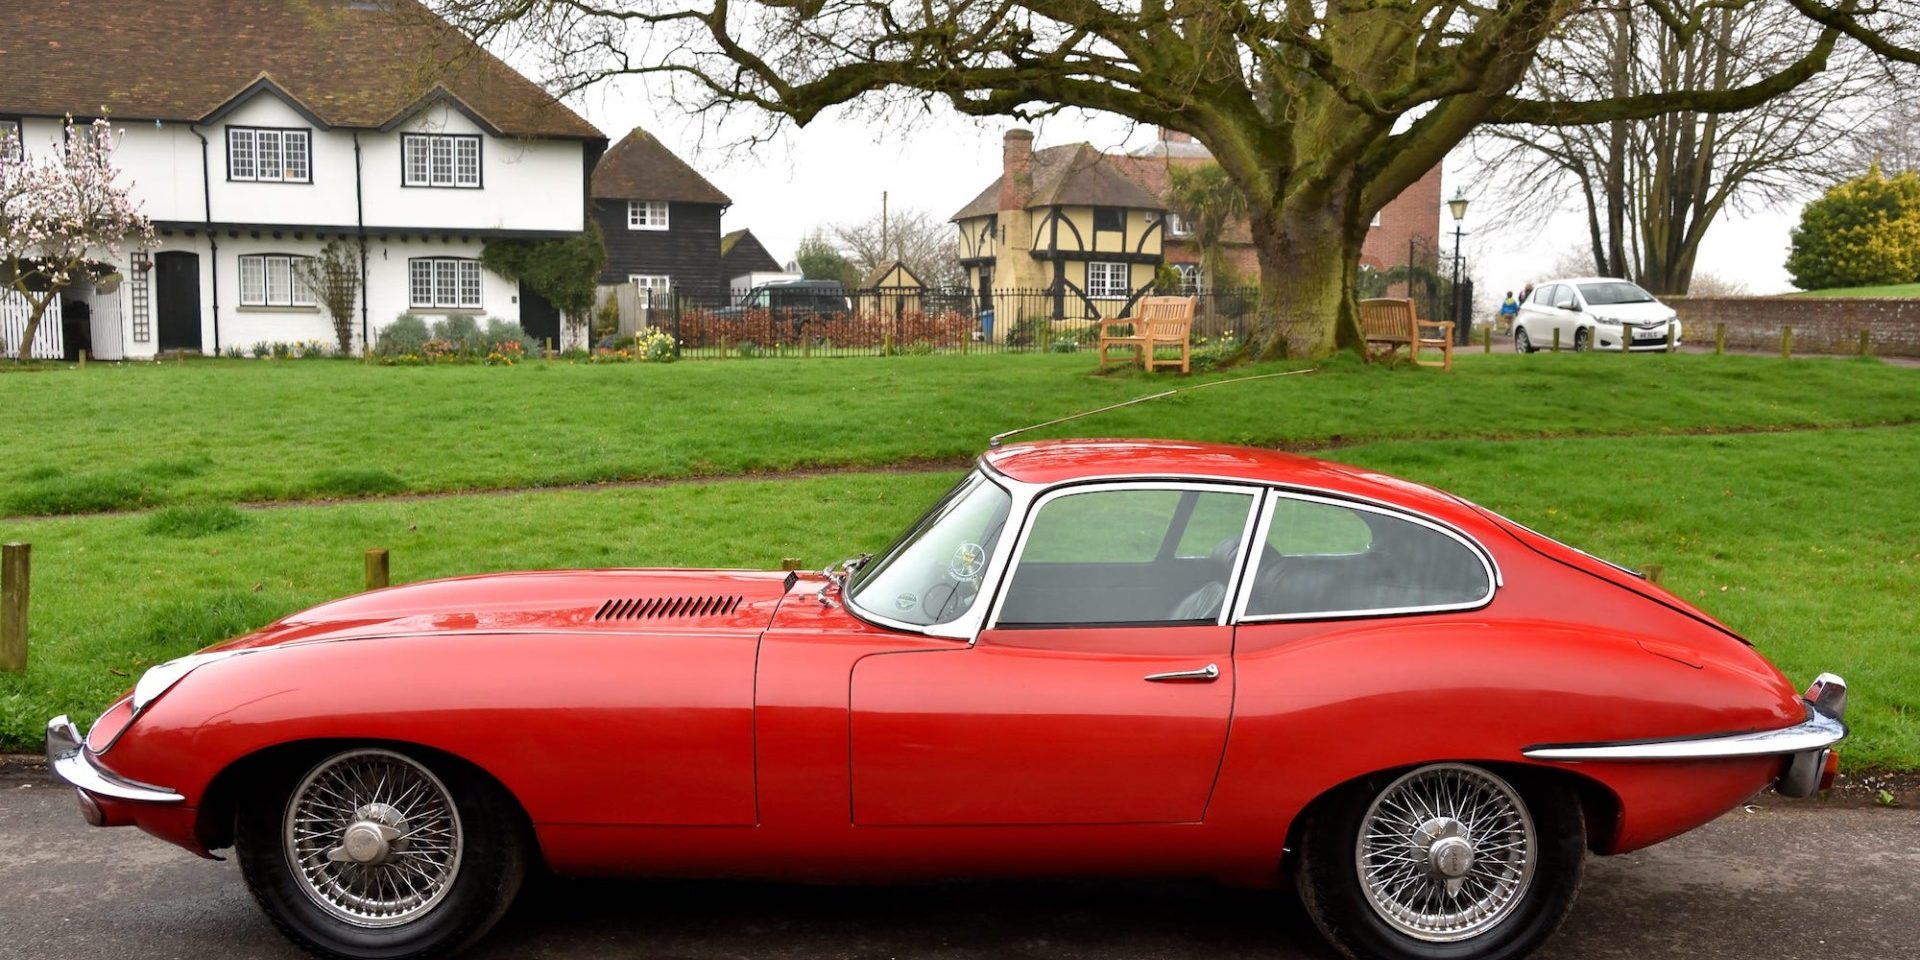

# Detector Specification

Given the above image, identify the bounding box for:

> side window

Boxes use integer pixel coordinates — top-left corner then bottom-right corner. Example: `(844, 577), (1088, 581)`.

(998, 487), (1255, 627)
(1243, 496), (1492, 618)
(1534, 285), (1558, 306)
(1554, 286), (1578, 310)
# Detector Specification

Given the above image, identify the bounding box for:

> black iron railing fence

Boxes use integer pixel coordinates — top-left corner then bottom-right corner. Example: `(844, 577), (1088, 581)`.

(637, 286), (1262, 359)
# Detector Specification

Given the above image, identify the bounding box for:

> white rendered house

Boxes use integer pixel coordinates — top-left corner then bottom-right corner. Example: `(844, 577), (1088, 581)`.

(0, 0), (605, 359)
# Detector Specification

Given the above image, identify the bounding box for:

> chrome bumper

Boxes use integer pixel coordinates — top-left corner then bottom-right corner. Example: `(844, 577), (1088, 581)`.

(45, 715), (184, 804)
(1522, 673), (1848, 798)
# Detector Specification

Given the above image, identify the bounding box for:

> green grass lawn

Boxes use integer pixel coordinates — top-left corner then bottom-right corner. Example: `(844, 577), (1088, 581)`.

(4, 352), (1919, 516)
(4, 425), (1915, 770)
(1786, 282), (1920, 298)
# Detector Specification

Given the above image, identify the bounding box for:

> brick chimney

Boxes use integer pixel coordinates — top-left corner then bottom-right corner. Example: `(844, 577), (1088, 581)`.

(999, 128), (1035, 212)
(1158, 126), (1194, 144)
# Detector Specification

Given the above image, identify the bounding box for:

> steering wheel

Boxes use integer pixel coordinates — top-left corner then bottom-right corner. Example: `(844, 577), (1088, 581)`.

(919, 541), (989, 620)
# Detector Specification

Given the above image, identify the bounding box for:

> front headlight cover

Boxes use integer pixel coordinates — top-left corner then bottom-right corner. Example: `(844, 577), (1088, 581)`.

(131, 649), (255, 716)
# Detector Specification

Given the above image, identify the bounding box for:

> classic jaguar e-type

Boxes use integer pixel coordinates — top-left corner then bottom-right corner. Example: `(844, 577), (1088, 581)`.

(48, 439), (1847, 960)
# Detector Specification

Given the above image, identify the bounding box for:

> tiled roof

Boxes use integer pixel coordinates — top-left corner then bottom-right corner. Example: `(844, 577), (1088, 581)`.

(0, 0), (600, 140)
(592, 127), (731, 205)
(720, 229), (782, 274)
(952, 143), (1165, 220)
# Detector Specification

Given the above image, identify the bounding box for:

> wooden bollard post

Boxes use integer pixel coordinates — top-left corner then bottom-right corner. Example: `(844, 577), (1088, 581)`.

(1551, 328), (1561, 352)
(1781, 326), (1793, 359)
(1622, 325), (1632, 353)
(78, 349), (87, 368)
(1665, 325), (1675, 352)
(1, 542), (28, 672)
(1859, 329), (1872, 357)
(780, 558), (803, 572)
(1483, 325), (1492, 354)
(1643, 563), (1664, 585)
(1714, 322), (1725, 355)
(365, 548), (390, 591)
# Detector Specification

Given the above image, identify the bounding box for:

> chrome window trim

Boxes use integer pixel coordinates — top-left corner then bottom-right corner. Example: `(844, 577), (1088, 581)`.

(982, 479), (1266, 633)
(1229, 489), (1500, 624)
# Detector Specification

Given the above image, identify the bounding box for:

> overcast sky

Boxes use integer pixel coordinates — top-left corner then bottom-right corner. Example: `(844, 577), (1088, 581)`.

(562, 72), (1807, 297)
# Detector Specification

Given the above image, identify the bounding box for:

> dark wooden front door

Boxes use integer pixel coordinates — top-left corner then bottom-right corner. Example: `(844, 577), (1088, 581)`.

(519, 282), (561, 351)
(154, 251), (201, 353)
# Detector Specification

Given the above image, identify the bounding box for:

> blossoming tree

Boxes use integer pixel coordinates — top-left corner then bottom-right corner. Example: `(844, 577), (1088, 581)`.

(0, 118), (154, 361)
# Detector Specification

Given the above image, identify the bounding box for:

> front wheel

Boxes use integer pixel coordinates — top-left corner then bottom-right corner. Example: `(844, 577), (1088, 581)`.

(1296, 763), (1584, 960)
(1572, 327), (1591, 352)
(1513, 329), (1534, 354)
(236, 747), (528, 960)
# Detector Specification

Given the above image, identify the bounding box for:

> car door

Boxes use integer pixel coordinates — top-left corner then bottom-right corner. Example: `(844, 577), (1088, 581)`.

(1551, 284), (1585, 340)
(849, 482), (1260, 826)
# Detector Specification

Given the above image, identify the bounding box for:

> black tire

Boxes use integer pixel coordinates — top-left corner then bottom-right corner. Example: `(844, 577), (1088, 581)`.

(1572, 327), (1591, 352)
(1295, 764), (1584, 960)
(1513, 329), (1534, 354)
(235, 747), (529, 960)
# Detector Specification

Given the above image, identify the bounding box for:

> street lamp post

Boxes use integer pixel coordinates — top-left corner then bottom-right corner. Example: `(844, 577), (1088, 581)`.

(1447, 189), (1470, 343)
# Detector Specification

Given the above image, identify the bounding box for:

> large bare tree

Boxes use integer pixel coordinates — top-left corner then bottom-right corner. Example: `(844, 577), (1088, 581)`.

(1473, 1), (1890, 294)
(833, 205), (966, 288)
(438, 0), (1862, 358)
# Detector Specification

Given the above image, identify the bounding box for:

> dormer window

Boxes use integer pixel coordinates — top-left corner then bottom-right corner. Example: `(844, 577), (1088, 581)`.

(627, 200), (669, 230)
(402, 134), (481, 188)
(228, 127), (312, 183)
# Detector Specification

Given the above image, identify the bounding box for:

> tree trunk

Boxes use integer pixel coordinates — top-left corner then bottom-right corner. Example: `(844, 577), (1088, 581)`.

(10, 290), (52, 363)
(1245, 195), (1367, 360)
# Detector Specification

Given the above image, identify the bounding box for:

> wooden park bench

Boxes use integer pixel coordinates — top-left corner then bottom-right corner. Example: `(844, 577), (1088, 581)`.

(1098, 295), (1197, 373)
(1358, 297), (1454, 371)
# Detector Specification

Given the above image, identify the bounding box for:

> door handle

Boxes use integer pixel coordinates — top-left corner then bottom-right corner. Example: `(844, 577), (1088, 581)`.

(1144, 663), (1219, 683)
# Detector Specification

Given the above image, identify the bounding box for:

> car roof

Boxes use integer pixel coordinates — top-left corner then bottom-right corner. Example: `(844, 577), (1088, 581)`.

(1545, 277), (1636, 286)
(981, 439), (1477, 522)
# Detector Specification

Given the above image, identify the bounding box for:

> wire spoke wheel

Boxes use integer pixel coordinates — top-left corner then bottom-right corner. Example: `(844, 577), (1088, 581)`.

(1354, 764), (1537, 943)
(282, 748), (465, 929)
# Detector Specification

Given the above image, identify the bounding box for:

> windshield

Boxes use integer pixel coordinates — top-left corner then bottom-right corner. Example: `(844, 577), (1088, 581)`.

(1577, 281), (1657, 306)
(848, 472), (1013, 627)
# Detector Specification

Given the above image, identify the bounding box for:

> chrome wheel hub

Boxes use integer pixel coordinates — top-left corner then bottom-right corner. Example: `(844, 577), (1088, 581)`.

(1355, 764), (1536, 943)
(283, 749), (463, 928)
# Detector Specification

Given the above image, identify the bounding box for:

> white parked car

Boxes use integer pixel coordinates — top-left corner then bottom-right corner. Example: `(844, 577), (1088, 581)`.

(1512, 278), (1681, 353)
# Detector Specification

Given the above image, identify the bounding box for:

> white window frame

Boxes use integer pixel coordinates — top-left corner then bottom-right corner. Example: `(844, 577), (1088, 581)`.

(408, 257), (484, 309)
(628, 274), (671, 306)
(402, 134), (482, 188)
(1173, 263), (1202, 294)
(227, 127), (311, 183)
(1165, 213), (1193, 238)
(627, 200), (670, 231)
(1086, 261), (1130, 299)
(0, 120), (21, 163)
(237, 254), (317, 307)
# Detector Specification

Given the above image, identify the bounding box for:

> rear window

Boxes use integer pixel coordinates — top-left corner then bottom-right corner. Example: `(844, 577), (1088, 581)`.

(1244, 497), (1493, 618)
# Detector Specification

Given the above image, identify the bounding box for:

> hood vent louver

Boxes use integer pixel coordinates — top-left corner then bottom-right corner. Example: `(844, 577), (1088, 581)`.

(593, 594), (744, 621)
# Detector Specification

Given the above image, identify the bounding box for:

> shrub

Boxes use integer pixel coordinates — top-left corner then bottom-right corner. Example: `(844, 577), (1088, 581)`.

(431, 315), (484, 353)
(1786, 163), (1920, 291)
(250, 342), (271, 358)
(483, 317), (538, 356)
(637, 329), (677, 362)
(145, 503), (250, 538)
(378, 315), (432, 356)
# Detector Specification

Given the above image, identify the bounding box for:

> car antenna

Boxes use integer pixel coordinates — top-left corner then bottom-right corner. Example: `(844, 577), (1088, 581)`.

(988, 368), (1317, 448)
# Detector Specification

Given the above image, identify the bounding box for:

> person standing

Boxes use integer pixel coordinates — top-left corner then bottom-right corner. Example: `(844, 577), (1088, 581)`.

(1499, 291), (1520, 332)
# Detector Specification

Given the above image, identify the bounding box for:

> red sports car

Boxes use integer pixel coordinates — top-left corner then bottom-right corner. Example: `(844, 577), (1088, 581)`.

(48, 439), (1847, 960)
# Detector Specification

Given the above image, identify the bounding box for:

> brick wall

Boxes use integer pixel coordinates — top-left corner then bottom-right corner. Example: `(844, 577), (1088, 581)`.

(1666, 297), (1920, 357)
(1361, 164), (1443, 272)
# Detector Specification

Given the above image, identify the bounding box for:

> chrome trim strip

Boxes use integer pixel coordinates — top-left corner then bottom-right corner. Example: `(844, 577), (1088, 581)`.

(1522, 704), (1846, 762)
(45, 715), (185, 804)
(1229, 489), (1500, 624)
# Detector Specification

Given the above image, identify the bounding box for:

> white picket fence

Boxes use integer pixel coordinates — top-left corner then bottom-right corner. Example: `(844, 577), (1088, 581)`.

(0, 289), (63, 359)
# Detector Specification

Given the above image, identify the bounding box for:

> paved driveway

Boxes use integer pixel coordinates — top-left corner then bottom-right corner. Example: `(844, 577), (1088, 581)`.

(2, 773), (1913, 960)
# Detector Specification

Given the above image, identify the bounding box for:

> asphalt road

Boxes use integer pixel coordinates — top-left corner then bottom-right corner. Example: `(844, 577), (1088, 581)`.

(2, 774), (1914, 960)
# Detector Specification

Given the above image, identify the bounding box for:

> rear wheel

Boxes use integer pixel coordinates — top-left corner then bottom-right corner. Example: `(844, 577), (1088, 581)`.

(235, 747), (527, 960)
(1296, 763), (1584, 960)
